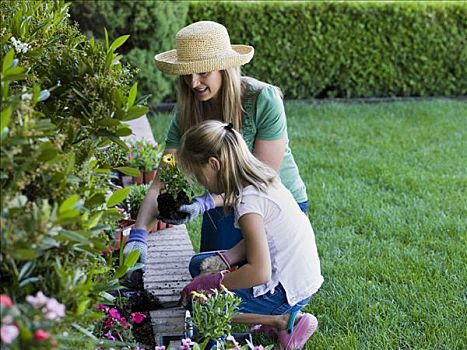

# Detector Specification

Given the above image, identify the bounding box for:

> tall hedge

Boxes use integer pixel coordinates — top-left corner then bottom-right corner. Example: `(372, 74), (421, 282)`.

(188, 1), (466, 99)
(70, 0), (189, 105)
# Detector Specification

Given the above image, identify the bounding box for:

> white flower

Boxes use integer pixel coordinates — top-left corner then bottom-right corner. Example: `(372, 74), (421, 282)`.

(43, 297), (66, 320)
(10, 36), (31, 53)
(26, 291), (48, 309)
(21, 93), (32, 102)
(0, 324), (19, 344)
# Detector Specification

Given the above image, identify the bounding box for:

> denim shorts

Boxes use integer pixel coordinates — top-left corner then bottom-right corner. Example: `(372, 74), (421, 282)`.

(199, 201), (308, 252)
(189, 252), (311, 315)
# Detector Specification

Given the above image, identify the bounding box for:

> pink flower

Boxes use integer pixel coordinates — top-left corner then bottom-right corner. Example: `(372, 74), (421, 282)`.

(131, 312), (146, 324)
(34, 329), (50, 341)
(43, 298), (65, 320)
(101, 246), (114, 256)
(155, 346), (166, 350)
(108, 308), (121, 319)
(97, 304), (109, 311)
(0, 294), (13, 308)
(181, 338), (193, 347)
(26, 291), (48, 309)
(119, 317), (129, 329)
(0, 324), (19, 344)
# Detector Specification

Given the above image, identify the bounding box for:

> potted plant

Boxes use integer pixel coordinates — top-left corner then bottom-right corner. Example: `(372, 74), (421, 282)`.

(114, 184), (150, 249)
(127, 139), (161, 184)
(157, 153), (193, 221)
(160, 286), (256, 350)
(190, 286), (242, 349)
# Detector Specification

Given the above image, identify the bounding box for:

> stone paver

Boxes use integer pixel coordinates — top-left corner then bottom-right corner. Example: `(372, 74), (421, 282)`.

(144, 225), (194, 342)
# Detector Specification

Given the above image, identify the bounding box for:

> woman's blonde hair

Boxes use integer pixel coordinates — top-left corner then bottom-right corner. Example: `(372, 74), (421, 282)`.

(177, 67), (244, 136)
(178, 120), (277, 210)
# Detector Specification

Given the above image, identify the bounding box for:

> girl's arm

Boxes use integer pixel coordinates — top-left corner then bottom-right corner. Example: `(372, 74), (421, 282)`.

(134, 147), (177, 230)
(221, 213), (271, 290)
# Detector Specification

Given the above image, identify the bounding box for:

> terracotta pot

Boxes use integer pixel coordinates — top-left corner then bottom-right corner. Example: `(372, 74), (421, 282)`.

(143, 170), (156, 184)
(133, 169), (144, 185)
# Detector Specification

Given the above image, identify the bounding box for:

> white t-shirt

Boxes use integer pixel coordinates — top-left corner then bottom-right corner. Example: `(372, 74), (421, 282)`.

(234, 180), (324, 306)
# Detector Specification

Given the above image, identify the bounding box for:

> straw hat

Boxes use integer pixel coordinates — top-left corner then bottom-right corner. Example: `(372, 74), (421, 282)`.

(154, 21), (254, 75)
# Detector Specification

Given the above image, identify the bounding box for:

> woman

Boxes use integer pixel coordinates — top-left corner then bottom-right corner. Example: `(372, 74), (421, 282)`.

(124, 21), (308, 268)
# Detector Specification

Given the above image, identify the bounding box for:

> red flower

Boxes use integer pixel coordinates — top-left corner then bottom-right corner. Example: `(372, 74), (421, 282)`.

(0, 294), (13, 308)
(131, 312), (146, 324)
(34, 329), (50, 341)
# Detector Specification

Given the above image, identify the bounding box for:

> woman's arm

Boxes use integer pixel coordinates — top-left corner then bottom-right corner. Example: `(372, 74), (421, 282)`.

(221, 213), (271, 290)
(253, 139), (286, 171)
(134, 147), (177, 230)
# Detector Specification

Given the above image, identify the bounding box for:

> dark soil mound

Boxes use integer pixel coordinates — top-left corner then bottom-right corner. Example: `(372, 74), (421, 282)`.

(158, 190), (190, 221)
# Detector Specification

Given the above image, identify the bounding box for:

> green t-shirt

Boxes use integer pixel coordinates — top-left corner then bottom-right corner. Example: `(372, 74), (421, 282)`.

(165, 77), (307, 203)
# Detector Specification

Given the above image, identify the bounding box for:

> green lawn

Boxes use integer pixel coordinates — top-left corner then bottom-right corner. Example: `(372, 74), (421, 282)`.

(149, 99), (466, 349)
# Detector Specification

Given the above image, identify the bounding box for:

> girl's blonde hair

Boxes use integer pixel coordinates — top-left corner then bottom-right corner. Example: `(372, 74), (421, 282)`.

(178, 120), (277, 210)
(177, 67), (244, 136)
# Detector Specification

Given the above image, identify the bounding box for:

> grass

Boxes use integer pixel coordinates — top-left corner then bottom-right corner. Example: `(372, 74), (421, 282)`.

(148, 99), (466, 349)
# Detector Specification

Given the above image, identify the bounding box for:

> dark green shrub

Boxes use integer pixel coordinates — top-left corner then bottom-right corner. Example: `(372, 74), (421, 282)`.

(1, 0), (145, 347)
(70, 0), (189, 105)
(188, 1), (466, 98)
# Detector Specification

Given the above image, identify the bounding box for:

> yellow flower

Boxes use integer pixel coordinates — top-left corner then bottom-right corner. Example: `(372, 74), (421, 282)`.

(191, 291), (208, 302)
(162, 153), (176, 168)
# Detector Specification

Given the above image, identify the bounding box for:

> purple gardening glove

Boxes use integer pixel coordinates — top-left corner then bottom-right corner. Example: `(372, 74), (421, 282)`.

(123, 228), (148, 269)
(181, 272), (224, 306)
(159, 192), (215, 225)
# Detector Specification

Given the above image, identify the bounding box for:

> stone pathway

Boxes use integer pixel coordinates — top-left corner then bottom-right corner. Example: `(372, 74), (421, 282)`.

(126, 115), (194, 344)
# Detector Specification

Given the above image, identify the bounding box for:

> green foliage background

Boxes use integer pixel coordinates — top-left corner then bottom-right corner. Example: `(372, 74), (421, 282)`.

(188, 1), (466, 99)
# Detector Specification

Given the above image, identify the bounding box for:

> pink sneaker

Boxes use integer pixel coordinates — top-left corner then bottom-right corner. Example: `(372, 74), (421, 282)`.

(250, 324), (278, 337)
(278, 314), (318, 350)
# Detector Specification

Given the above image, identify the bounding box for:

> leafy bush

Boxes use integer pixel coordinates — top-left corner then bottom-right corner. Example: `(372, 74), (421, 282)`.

(126, 184), (150, 220)
(1, 0), (146, 347)
(188, 1), (466, 98)
(69, 0), (189, 105)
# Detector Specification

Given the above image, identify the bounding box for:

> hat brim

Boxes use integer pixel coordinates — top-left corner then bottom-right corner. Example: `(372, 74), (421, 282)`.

(154, 45), (254, 75)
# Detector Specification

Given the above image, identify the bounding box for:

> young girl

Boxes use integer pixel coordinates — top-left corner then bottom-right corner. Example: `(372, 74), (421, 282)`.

(177, 120), (324, 350)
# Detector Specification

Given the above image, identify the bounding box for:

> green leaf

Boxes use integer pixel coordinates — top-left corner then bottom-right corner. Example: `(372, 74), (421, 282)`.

(1, 106), (12, 130)
(85, 193), (106, 207)
(59, 194), (81, 214)
(107, 187), (130, 207)
(115, 166), (141, 177)
(97, 118), (121, 127)
(13, 249), (38, 260)
(38, 142), (58, 161)
(123, 249), (140, 268)
(2, 49), (14, 72)
(109, 35), (130, 52)
(57, 230), (88, 243)
(104, 27), (109, 51)
(123, 105), (149, 121)
(127, 82), (137, 109)
(116, 126), (132, 137)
